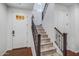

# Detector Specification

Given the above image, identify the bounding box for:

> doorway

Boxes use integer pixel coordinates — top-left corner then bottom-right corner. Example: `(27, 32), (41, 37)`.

(11, 12), (28, 49)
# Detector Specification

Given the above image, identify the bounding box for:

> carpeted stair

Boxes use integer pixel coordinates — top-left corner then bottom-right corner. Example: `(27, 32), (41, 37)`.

(36, 25), (61, 56)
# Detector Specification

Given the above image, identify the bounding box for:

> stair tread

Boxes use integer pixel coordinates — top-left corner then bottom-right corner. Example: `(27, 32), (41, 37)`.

(39, 33), (47, 35)
(41, 47), (55, 52)
(36, 28), (44, 30)
(38, 31), (46, 33)
(41, 35), (48, 36)
(41, 36), (48, 38)
(36, 26), (43, 29)
(37, 28), (45, 31)
(51, 53), (61, 56)
(40, 34), (47, 36)
(41, 38), (50, 41)
(39, 33), (46, 34)
(37, 30), (44, 32)
(43, 52), (60, 56)
(41, 42), (53, 45)
(41, 37), (50, 39)
(49, 52), (62, 56)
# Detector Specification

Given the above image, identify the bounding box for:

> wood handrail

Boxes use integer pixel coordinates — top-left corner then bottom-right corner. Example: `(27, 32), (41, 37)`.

(42, 3), (48, 20)
(31, 19), (41, 56)
(54, 27), (63, 36)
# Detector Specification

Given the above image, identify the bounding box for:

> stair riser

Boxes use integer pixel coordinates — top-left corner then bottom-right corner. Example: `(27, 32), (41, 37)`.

(38, 30), (45, 33)
(41, 38), (50, 40)
(41, 35), (48, 37)
(38, 32), (46, 34)
(39, 32), (46, 34)
(37, 29), (44, 31)
(36, 27), (43, 29)
(36, 27), (43, 28)
(41, 43), (53, 49)
(41, 49), (56, 56)
(41, 39), (50, 43)
(40, 33), (47, 35)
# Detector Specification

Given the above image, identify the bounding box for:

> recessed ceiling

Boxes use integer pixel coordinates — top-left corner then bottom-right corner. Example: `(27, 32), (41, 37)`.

(6, 3), (34, 10)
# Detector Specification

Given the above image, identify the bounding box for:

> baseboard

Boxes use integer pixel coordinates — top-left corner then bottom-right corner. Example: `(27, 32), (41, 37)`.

(12, 47), (30, 50)
(67, 50), (79, 56)
(0, 50), (7, 56)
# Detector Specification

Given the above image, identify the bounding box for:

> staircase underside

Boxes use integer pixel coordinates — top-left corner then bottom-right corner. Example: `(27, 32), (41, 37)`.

(36, 25), (61, 56)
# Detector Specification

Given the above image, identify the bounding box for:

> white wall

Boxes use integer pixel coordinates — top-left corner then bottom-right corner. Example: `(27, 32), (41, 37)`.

(66, 5), (76, 52)
(32, 3), (45, 25)
(42, 3), (70, 42)
(70, 4), (79, 52)
(74, 5), (79, 52)
(0, 4), (8, 55)
(61, 4), (79, 52)
(7, 7), (36, 55)
(42, 3), (79, 53)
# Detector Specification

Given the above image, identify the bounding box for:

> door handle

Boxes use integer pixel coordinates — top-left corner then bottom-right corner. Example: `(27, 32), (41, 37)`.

(12, 30), (15, 36)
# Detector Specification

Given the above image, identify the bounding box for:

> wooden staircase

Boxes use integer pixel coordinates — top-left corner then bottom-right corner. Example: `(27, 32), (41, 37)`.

(36, 25), (61, 56)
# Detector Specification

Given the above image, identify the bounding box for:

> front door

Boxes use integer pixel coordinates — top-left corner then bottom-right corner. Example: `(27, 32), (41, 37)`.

(12, 14), (28, 49)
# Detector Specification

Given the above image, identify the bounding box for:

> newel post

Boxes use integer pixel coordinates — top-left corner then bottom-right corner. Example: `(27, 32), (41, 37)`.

(63, 33), (67, 56)
(37, 34), (41, 56)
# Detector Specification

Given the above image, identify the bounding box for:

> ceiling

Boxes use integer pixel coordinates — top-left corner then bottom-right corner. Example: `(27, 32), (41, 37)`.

(6, 3), (34, 10)
(61, 3), (75, 6)
(56, 3), (76, 6)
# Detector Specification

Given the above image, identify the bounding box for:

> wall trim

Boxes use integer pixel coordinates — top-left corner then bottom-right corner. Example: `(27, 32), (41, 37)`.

(67, 50), (79, 56)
